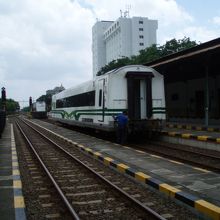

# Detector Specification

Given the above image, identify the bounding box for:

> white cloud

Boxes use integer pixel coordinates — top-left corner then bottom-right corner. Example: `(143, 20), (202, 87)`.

(213, 16), (220, 25)
(0, 0), (94, 106)
(174, 26), (220, 43)
(81, 0), (193, 26)
(0, 0), (219, 108)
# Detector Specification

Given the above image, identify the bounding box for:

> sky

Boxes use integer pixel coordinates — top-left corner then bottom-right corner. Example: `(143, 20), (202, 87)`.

(0, 0), (220, 108)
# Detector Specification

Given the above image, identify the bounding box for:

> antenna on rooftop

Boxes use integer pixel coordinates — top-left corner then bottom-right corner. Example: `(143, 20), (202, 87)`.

(124, 4), (131, 18)
(120, 5), (131, 18)
(120, 10), (123, 17)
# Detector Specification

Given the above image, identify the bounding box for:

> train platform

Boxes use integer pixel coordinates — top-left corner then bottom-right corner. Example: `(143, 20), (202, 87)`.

(0, 121), (26, 220)
(166, 122), (220, 132)
(159, 122), (220, 152)
(32, 119), (220, 220)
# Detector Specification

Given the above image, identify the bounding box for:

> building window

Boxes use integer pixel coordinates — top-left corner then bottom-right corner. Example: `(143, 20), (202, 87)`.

(139, 28), (143, 31)
(139, 43), (144, 46)
(139, 20), (143, 24)
(139, 35), (144, 39)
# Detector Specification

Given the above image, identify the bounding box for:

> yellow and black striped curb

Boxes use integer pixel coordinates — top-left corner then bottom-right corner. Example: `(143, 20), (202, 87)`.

(64, 138), (220, 220)
(11, 124), (26, 220)
(166, 123), (220, 133)
(161, 130), (220, 144)
(28, 120), (220, 220)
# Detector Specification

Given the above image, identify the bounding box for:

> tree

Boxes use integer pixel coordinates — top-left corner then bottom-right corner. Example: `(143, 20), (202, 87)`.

(97, 37), (198, 76)
(136, 44), (160, 63)
(37, 95), (46, 102)
(21, 106), (30, 112)
(159, 37), (197, 56)
(37, 94), (52, 111)
(0, 98), (20, 113)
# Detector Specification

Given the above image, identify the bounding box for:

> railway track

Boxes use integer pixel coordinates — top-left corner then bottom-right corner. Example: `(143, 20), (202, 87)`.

(46, 117), (220, 172)
(15, 118), (166, 220)
(132, 140), (220, 172)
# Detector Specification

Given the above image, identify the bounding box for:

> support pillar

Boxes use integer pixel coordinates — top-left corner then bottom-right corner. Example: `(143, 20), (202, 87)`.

(205, 65), (209, 127)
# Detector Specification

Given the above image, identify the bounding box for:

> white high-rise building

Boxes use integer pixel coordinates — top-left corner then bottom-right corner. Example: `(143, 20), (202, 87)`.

(92, 16), (158, 78)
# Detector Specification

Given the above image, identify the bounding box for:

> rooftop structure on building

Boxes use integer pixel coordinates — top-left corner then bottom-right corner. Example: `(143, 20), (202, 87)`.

(92, 14), (158, 78)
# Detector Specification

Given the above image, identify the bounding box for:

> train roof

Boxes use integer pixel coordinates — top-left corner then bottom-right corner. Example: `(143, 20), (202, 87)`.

(52, 65), (160, 99)
(53, 80), (93, 99)
(97, 64), (158, 76)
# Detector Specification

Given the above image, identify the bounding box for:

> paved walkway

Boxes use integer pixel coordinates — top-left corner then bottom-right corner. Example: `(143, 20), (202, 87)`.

(33, 119), (220, 220)
(0, 121), (26, 220)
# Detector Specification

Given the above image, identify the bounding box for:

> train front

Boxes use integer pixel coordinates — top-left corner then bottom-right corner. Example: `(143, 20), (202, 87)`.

(110, 65), (166, 135)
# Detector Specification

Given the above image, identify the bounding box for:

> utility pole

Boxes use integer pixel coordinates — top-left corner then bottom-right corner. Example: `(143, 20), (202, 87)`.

(1, 87), (6, 111)
(0, 87), (6, 138)
(29, 96), (32, 112)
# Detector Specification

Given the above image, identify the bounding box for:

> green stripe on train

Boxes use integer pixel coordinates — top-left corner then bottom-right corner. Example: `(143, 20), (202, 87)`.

(51, 108), (166, 119)
(152, 107), (166, 110)
(51, 108), (125, 120)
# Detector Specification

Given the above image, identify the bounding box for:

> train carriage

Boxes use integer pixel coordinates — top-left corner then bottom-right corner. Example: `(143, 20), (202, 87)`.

(49, 65), (166, 133)
(32, 101), (47, 119)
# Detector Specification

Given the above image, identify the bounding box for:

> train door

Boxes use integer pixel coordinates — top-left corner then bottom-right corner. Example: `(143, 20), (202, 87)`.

(126, 71), (153, 120)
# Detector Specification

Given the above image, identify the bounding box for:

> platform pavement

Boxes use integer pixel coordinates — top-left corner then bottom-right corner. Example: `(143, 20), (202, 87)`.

(166, 121), (220, 132)
(32, 119), (220, 220)
(157, 122), (220, 152)
(0, 121), (26, 220)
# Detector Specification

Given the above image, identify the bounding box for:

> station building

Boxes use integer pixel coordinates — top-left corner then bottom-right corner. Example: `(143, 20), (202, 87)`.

(92, 15), (158, 78)
(146, 38), (220, 126)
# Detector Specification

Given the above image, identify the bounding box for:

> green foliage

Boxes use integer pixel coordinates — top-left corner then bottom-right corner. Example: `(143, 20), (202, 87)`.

(21, 106), (30, 112)
(97, 37), (198, 76)
(97, 57), (133, 76)
(37, 94), (52, 111)
(37, 95), (46, 102)
(7, 99), (20, 113)
(0, 98), (20, 113)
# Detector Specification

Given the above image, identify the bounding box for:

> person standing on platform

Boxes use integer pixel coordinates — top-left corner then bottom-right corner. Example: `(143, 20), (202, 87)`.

(115, 110), (128, 145)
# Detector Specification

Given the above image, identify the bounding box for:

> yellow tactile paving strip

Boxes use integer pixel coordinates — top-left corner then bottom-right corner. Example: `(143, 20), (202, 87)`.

(11, 124), (26, 220)
(29, 119), (220, 220)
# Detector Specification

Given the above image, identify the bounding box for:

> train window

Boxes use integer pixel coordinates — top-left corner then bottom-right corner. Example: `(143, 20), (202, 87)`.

(56, 90), (95, 108)
(56, 99), (64, 108)
(99, 89), (102, 107)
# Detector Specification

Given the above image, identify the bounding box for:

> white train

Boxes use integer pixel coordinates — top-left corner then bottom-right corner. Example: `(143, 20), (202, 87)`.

(49, 65), (166, 133)
(32, 101), (47, 119)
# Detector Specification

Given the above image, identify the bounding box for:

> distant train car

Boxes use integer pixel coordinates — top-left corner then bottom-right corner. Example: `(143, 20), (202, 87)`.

(49, 65), (166, 133)
(32, 101), (47, 119)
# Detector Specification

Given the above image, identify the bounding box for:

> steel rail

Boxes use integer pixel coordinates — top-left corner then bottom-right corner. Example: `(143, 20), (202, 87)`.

(16, 120), (80, 220)
(21, 118), (166, 220)
(149, 140), (220, 160)
(131, 142), (220, 172)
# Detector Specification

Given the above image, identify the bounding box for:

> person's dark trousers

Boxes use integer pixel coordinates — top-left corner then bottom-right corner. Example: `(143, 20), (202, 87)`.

(116, 127), (127, 145)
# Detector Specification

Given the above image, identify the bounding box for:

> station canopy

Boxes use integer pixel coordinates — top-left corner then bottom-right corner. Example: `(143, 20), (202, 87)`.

(145, 38), (220, 83)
